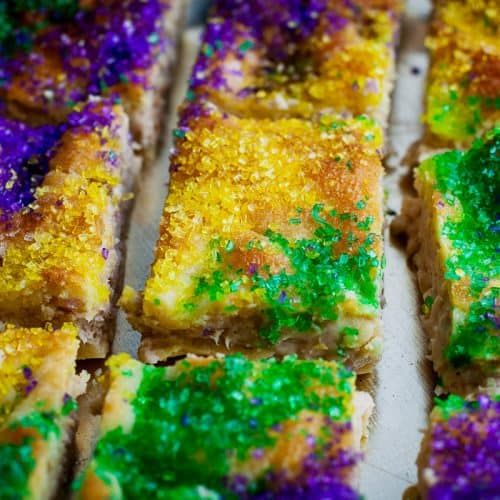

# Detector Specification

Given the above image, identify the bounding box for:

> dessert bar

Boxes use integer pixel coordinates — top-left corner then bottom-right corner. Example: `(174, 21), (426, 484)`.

(0, 0), (185, 163)
(0, 102), (140, 358)
(191, 0), (402, 128)
(76, 353), (372, 498)
(398, 128), (499, 394)
(0, 323), (86, 499)
(417, 394), (500, 499)
(123, 107), (384, 372)
(423, 0), (500, 150)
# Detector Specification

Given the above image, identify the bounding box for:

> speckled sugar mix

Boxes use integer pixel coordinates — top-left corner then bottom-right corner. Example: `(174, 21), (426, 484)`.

(188, 0), (402, 120)
(0, 100), (127, 327)
(425, 0), (500, 145)
(122, 107), (384, 359)
(0, 0), (170, 113)
(77, 354), (363, 498)
(0, 102), (115, 219)
(417, 128), (499, 371)
(424, 394), (500, 499)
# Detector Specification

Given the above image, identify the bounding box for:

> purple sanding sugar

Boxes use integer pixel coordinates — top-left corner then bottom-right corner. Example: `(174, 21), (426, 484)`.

(212, 0), (331, 59)
(65, 101), (115, 133)
(229, 419), (361, 499)
(190, 18), (250, 92)
(24, 379), (38, 394)
(1, 1), (169, 110)
(248, 263), (258, 275)
(249, 449), (361, 500)
(0, 117), (61, 216)
(252, 479), (360, 500)
(427, 396), (500, 500)
(183, 0), (401, 128)
(190, 1), (330, 91)
(0, 101), (115, 218)
(188, 0), (343, 99)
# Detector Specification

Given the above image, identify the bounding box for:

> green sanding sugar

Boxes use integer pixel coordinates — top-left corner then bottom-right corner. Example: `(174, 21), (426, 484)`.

(434, 394), (469, 420)
(428, 88), (500, 142)
(0, 438), (36, 500)
(187, 204), (380, 345)
(445, 289), (499, 368)
(0, 409), (63, 498)
(420, 127), (500, 368)
(87, 355), (354, 497)
(10, 410), (61, 439)
(434, 393), (500, 420)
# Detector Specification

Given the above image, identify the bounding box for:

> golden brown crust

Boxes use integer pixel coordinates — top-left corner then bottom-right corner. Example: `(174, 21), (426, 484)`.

(0, 105), (141, 358)
(122, 111), (384, 370)
(2, 1), (185, 163)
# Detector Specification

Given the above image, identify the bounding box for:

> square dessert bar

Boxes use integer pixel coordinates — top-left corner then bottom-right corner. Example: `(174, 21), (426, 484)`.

(0, 323), (86, 500)
(0, 102), (140, 358)
(123, 107), (384, 372)
(400, 128), (499, 394)
(417, 394), (500, 500)
(424, 0), (500, 149)
(76, 353), (373, 499)
(0, 0), (184, 163)
(191, 0), (402, 128)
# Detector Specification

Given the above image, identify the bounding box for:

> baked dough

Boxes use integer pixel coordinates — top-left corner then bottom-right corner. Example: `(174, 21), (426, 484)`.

(76, 353), (373, 498)
(0, 323), (87, 500)
(0, 0), (185, 164)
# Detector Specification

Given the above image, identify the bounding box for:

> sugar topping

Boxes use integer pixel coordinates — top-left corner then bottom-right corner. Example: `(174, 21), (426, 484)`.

(0, 1), (170, 113)
(425, 0), (500, 143)
(418, 128), (499, 370)
(189, 0), (401, 120)
(80, 354), (361, 498)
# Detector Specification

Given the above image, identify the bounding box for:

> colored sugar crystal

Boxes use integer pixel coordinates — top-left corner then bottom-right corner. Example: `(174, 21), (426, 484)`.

(123, 108), (384, 372)
(76, 353), (372, 499)
(404, 127), (499, 393)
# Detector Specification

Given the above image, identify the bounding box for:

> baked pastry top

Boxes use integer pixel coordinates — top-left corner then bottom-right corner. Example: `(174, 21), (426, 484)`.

(0, 101), (138, 357)
(123, 107), (384, 370)
(190, 0), (402, 124)
(0, 323), (84, 499)
(425, 0), (500, 147)
(418, 394), (500, 500)
(76, 353), (372, 499)
(413, 127), (499, 393)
